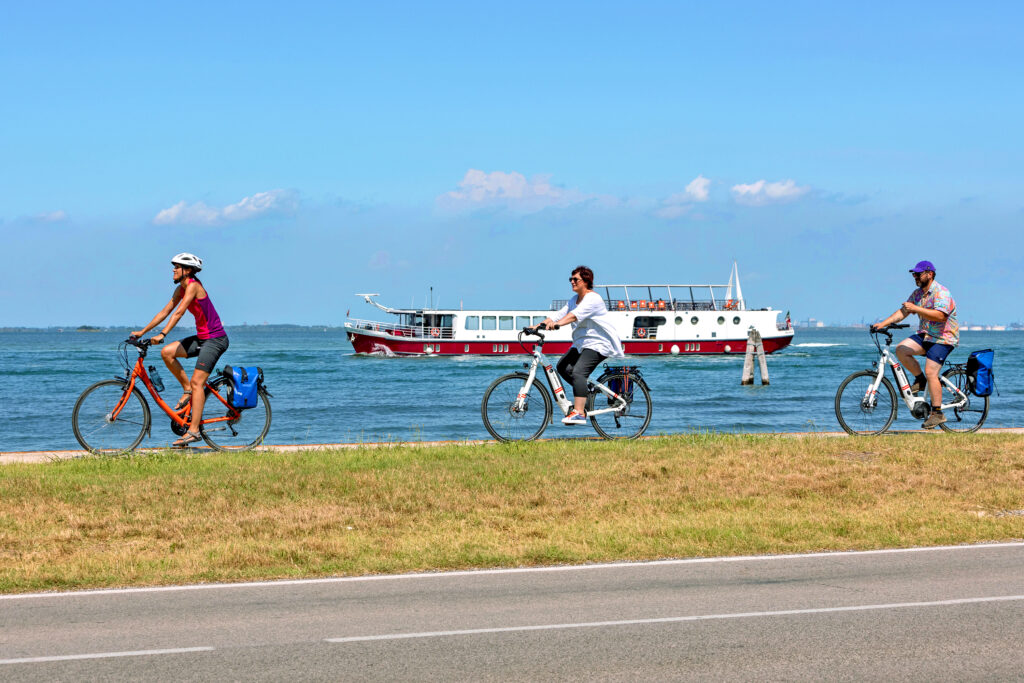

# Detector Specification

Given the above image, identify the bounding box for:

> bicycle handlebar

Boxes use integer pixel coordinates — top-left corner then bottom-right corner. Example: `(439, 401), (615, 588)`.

(125, 337), (152, 349)
(869, 323), (909, 334)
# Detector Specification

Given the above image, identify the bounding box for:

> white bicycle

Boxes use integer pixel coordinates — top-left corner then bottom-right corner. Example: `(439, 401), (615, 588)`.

(834, 323), (988, 435)
(481, 327), (653, 442)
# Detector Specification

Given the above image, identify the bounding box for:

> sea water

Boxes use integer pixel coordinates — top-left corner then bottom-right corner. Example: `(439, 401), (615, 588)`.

(1, 328), (1020, 452)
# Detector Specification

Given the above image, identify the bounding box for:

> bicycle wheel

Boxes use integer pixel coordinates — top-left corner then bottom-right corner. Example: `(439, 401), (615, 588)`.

(200, 377), (272, 451)
(481, 373), (552, 442)
(939, 368), (988, 433)
(590, 374), (653, 440)
(835, 370), (897, 436)
(72, 379), (151, 453)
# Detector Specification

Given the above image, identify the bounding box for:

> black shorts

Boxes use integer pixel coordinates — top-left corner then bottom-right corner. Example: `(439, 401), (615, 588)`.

(178, 335), (229, 373)
(908, 333), (954, 364)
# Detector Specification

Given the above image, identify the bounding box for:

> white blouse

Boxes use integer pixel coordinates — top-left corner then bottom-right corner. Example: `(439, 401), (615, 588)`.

(553, 291), (625, 358)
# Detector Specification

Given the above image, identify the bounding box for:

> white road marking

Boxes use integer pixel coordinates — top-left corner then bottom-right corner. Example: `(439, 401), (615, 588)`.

(3, 542), (1023, 601)
(0, 647), (214, 665)
(326, 594), (1024, 643)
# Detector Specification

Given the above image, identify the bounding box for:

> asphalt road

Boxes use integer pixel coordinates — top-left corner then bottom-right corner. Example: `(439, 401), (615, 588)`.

(2, 543), (1023, 681)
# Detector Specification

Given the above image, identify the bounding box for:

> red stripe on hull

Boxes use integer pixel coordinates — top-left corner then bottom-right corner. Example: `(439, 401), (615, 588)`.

(347, 332), (794, 356)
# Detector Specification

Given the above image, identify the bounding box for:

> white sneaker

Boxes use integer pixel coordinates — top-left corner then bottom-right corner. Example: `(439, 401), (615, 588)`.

(561, 410), (587, 426)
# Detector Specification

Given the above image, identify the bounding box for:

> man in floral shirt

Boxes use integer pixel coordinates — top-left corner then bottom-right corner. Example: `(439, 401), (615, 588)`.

(873, 260), (958, 428)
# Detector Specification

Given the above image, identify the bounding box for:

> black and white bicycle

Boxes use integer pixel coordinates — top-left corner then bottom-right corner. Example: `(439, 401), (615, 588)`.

(834, 323), (988, 435)
(481, 327), (652, 442)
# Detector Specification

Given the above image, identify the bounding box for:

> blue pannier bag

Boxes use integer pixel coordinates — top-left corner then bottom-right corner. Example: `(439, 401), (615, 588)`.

(602, 365), (638, 406)
(223, 365), (262, 409)
(966, 349), (995, 397)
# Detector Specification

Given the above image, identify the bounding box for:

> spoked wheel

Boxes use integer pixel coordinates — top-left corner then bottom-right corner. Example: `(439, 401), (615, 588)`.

(939, 368), (988, 433)
(481, 373), (552, 442)
(72, 379), (151, 453)
(200, 377), (272, 451)
(589, 374), (653, 440)
(835, 370), (897, 436)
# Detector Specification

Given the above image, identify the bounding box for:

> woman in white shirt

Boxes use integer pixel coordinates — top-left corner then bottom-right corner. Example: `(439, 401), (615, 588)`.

(541, 265), (625, 425)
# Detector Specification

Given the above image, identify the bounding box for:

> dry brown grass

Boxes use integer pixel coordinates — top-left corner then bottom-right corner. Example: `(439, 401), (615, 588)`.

(1, 433), (1022, 593)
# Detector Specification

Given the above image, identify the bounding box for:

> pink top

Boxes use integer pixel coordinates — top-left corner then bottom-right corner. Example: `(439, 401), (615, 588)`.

(185, 278), (226, 339)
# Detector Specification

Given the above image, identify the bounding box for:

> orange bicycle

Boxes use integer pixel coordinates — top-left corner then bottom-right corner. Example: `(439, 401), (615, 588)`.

(72, 338), (272, 453)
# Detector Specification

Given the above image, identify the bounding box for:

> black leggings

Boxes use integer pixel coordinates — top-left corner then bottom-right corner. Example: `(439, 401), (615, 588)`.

(557, 348), (606, 399)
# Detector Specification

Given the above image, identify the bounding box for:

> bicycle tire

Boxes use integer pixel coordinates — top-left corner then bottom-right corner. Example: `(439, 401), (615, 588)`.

(72, 379), (151, 453)
(200, 377), (272, 451)
(835, 370), (897, 436)
(589, 374), (653, 440)
(938, 368), (988, 433)
(481, 373), (552, 442)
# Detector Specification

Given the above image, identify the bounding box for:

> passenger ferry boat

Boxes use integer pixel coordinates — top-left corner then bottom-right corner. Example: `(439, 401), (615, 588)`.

(345, 264), (794, 356)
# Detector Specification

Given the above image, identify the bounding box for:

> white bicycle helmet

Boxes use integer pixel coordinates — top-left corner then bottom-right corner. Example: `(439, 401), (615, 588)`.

(171, 252), (203, 271)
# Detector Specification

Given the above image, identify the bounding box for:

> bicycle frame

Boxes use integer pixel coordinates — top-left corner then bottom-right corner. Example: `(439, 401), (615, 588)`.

(864, 338), (968, 413)
(515, 336), (626, 418)
(109, 342), (239, 430)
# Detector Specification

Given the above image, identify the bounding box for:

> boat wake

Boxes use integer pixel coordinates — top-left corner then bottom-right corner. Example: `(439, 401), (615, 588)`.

(792, 343), (846, 348)
(370, 343), (398, 357)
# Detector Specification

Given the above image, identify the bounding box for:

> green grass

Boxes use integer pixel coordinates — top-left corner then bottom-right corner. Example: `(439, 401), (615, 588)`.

(1, 433), (1022, 593)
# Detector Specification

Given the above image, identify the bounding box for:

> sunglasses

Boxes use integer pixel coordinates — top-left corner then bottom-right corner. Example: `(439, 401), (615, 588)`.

(569, 277), (582, 283)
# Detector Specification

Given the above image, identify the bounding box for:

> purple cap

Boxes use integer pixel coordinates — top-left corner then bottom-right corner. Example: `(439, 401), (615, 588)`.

(909, 260), (935, 273)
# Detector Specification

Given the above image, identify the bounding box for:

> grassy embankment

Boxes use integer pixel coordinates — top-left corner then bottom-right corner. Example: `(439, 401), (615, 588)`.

(2, 433), (1022, 593)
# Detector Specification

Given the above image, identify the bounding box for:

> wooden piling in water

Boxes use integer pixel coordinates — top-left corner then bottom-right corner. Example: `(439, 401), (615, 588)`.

(741, 327), (770, 385)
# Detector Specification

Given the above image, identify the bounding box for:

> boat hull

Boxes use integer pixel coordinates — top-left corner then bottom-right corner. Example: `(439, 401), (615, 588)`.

(347, 330), (794, 356)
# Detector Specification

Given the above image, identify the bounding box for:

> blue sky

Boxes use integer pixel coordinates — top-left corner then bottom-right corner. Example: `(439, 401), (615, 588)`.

(2, 1), (1022, 327)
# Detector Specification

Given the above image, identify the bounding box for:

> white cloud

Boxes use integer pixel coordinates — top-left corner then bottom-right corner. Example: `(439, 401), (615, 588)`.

(153, 189), (298, 225)
(34, 210), (68, 222)
(656, 174), (710, 218)
(439, 169), (595, 213)
(655, 204), (693, 219)
(731, 179), (809, 206)
(682, 174), (711, 202)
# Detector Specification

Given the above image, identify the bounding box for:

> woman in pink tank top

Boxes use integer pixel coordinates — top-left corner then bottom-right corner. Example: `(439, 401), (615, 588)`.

(131, 253), (230, 446)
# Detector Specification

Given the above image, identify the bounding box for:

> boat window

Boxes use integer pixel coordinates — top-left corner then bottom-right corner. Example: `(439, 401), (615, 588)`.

(465, 316), (479, 330)
(691, 316), (699, 325)
(717, 316), (725, 325)
(499, 316), (513, 330)
(674, 317), (682, 325)
(733, 316), (741, 325)
(516, 316), (531, 329)
(482, 316), (496, 330)
(532, 316), (546, 326)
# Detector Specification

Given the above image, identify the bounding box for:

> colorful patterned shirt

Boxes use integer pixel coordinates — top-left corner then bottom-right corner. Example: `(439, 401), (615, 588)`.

(908, 281), (958, 346)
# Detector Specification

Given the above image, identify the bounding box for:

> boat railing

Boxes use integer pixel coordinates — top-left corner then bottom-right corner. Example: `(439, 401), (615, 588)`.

(632, 326), (659, 340)
(551, 299), (746, 312)
(346, 318), (454, 339)
(777, 321), (793, 331)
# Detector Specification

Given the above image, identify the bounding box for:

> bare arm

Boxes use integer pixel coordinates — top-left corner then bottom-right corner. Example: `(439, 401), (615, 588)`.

(131, 288), (184, 338)
(903, 301), (948, 323)
(874, 307), (909, 329)
(133, 284), (197, 342)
